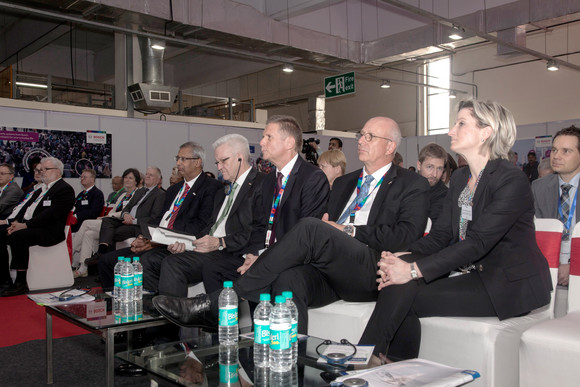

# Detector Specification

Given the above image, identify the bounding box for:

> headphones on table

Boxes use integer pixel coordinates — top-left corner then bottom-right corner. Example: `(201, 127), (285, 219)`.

(316, 339), (357, 365)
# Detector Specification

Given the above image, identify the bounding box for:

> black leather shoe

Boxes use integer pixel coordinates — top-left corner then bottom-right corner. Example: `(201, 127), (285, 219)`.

(152, 294), (217, 329)
(84, 252), (101, 266)
(1, 282), (29, 297)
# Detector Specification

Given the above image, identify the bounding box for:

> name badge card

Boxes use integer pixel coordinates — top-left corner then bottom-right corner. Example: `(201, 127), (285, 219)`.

(43, 200), (51, 207)
(461, 204), (472, 221)
(81, 200), (89, 205)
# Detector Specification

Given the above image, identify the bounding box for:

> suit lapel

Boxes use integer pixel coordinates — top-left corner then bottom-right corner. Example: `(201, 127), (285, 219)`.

(229, 168), (257, 216)
(367, 166), (397, 225)
(278, 157), (302, 211)
(182, 172), (206, 208)
(332, 171), (361, 220)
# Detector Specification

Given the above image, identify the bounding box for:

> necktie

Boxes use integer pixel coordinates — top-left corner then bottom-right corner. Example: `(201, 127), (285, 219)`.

(167, 184), (190, 230)
(560, 183), (573, 240)
(210, 183), (238, 236)
(268, 172), (285, 246)
(116, 191), (134, 212)
(338, 175), (375, 224)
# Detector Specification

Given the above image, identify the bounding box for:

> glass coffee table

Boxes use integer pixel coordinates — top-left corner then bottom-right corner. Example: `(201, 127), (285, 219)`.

(44, 289), (169, 386)
(116, 332), (369, 386)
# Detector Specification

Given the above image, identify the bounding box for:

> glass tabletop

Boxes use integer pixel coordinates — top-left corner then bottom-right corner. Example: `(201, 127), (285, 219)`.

(45, 290), (165, 330)
(116, 332), (373, 386)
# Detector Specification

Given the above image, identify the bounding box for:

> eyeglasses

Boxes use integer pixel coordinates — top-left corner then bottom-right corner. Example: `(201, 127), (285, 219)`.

(214, 157), (230, 166)
(35, 167), (58, 172)
(355, 131), (393, 143)
(0, 172), (12, 176)
(175, 156), (200, 162)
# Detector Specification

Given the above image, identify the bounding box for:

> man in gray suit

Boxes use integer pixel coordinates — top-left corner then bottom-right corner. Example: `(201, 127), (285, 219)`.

(0, 164), (23, 219)
(532, 125), (580, 286)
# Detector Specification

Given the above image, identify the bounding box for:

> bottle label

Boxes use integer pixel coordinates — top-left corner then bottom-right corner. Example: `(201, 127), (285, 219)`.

(133, 272), (143, 287)
(254, 319), (270, 345)
(270, 322), (291, 350)
(290, 319), (298, 343)
(219, 306), (238, 327)
(219, 363), (239, 383)
(120, 274), (133, 289)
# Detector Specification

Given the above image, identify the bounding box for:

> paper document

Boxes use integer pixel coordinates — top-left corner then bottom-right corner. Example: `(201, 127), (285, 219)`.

(334, 358), (480, 387)
(28, 289), (95, 306)
(148, 226), (196, 250)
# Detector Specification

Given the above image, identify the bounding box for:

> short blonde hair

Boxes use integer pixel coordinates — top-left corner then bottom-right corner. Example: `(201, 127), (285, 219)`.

(319, 150), (347, 174)
(458, 99), (516, 160)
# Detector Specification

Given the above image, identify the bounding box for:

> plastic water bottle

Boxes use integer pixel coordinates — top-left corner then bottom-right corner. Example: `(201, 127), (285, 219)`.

(254, 293), (272, 367)
(132, 256), (143, 300)
(219, 343), (239, 386)
(113, 256), (124, 299)
(218, 281), (238, 344)
(134, 300), (143, 321)
(120, 300), (135, 323)
(282, 291), (298, 364)
(119, 257), (134, 302)
(269, 295), (292, 372)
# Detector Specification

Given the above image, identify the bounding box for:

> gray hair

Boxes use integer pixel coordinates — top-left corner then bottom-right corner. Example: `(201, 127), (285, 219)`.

(180, 141), (205, 167)
(41, 157), (64, 175)
(147, 166), (162, 178)
(538, 158), (552, 174)
(213, 134), (251, 164)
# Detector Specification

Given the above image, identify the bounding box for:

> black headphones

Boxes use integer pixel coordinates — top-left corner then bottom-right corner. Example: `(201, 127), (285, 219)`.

(316, 339), (357, 365)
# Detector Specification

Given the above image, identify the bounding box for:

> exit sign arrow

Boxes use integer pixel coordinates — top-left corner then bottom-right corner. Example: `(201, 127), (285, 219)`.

(324, 72), (356, 99)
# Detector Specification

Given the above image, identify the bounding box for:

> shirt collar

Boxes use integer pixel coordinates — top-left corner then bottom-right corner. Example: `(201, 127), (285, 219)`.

(278, 154), (299, 178)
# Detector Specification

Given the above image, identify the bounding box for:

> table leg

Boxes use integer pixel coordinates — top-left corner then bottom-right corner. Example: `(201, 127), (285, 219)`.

(106, 329), (115, 387)
(46, 312), (53, 384)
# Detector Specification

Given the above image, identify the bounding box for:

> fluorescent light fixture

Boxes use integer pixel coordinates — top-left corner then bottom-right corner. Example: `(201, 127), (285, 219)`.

(380, 80), (391, 89)
(282, 64), (294, 73)
(449, 33), (462, 40)
(547, 59), (559, 71)
(151, 44), (165, 50)
(449, 90), (457, 99)
(15, 81), (47, 89)
(449, 25), (463, 40)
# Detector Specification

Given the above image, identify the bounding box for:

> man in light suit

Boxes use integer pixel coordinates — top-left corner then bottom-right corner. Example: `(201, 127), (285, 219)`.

(152, 116), (427, 332)
(0, 157), (75, 296)
(71, 168), (104, 233)
(0, 164), (23, 220)
(532, 125), (580, 286)
(97, 142), (223, 289)
(149, 134), (267, 296)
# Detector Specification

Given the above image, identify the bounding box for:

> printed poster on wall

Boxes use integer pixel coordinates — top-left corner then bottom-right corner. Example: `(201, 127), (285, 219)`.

(0, 127), (112, 178)
(535, 135), (553, 160)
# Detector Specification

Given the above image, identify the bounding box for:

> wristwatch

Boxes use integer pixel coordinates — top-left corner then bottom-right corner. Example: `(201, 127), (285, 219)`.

(410, 263), (418, 280)
(218, 238), (224, 251)
(343, 224), (355, 237)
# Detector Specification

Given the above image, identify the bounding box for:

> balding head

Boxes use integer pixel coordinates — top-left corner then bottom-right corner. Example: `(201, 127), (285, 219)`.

(357, 116), (401, 174)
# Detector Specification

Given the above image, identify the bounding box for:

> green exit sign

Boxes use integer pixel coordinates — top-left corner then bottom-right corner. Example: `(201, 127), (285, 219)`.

(324, 72), (355, 98)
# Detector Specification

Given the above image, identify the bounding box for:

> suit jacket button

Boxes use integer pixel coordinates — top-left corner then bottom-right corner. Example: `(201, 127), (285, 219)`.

(478, 264), (484, 272)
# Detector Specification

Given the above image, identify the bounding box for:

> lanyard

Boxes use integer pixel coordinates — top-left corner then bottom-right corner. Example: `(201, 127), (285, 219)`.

(348, 171), (386, 223)
(166, 184), (189, 220)
(0, 180), (11, 196)
(77, 190), (88, 201)
(558, 186), (578, 237)
(265, 174), (289, 247)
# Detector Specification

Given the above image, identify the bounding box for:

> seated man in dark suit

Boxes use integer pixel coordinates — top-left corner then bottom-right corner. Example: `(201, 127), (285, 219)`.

(71, 168), (104, 233)
(85, 166), (165, 266)
(0, 163), (23, 220)
(105, 175), (125, 208)
(97, 142), (223, 289)
(416, 143), (448, 223)
(0, 157), (75, 296)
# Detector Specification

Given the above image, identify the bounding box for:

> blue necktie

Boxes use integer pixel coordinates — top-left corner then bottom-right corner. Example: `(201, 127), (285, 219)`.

(338, 175), (374, 224)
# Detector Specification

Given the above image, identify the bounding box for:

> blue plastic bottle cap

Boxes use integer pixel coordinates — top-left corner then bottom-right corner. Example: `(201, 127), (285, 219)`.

(224, 281), (233, 288)
(259, 293), (271, 301)
(275, 295), (286, 304)
(282, 291), (293, 299)
(133, 256), (140, 262)
(118, 256), (124, 261)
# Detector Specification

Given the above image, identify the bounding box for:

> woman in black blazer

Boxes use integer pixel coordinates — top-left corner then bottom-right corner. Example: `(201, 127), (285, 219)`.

(359, 99), (552, 361)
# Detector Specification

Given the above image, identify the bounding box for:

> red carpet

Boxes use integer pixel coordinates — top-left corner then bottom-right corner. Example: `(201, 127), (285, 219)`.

(0, 294), (89, 347)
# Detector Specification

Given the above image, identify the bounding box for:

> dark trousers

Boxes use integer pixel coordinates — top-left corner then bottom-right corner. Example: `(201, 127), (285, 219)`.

(0, 226), (64, 273)
(358, 256), (496, 359)
(202, 254), (245, 295)
(234, 217), (380, 333)
(98, 217), (139, 246)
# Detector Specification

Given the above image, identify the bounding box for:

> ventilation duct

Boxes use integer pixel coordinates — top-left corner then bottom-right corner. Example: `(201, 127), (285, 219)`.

(128, 37), (178, 111)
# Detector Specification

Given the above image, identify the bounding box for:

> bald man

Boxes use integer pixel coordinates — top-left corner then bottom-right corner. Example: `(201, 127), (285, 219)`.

(153, 117), (430, 333)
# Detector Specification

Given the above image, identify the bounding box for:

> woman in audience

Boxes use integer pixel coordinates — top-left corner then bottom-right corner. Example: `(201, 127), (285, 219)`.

(71, 168), (141, 277)
(318, 149), (346, 189)
(359, 99), (552, 362)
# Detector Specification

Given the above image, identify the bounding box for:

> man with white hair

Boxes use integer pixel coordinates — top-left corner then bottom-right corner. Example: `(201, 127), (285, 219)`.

(0, 157), (75, 296)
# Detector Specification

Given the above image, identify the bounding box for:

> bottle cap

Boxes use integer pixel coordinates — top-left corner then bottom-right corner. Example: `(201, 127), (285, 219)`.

(282, 291), (293, 299)
(259, 293), (271, 301)
(275, 295), (286, 304)
(133, 256), (140, 262)
(223, 281), (233, 288)
(117, 256), (124, 261)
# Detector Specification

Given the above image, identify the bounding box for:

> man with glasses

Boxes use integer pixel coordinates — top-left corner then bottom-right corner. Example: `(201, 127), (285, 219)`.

(97, 142), (222, 290)
(0, 157), (75, 296)
(153, 116), (429, 333)
(0, 163), (23, 220)
(416, 143), (448, 222)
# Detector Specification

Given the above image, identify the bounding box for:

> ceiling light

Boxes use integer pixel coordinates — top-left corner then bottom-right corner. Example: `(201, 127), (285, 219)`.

(15, 81), (47, 89)
(449, 25), (463, 40)
(449, 90), (457, 99)
(151, 44), (165, 50)
(282, 64), (294, 73)
(547, 60), (559, 71)
(380, 80), (391, 89)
